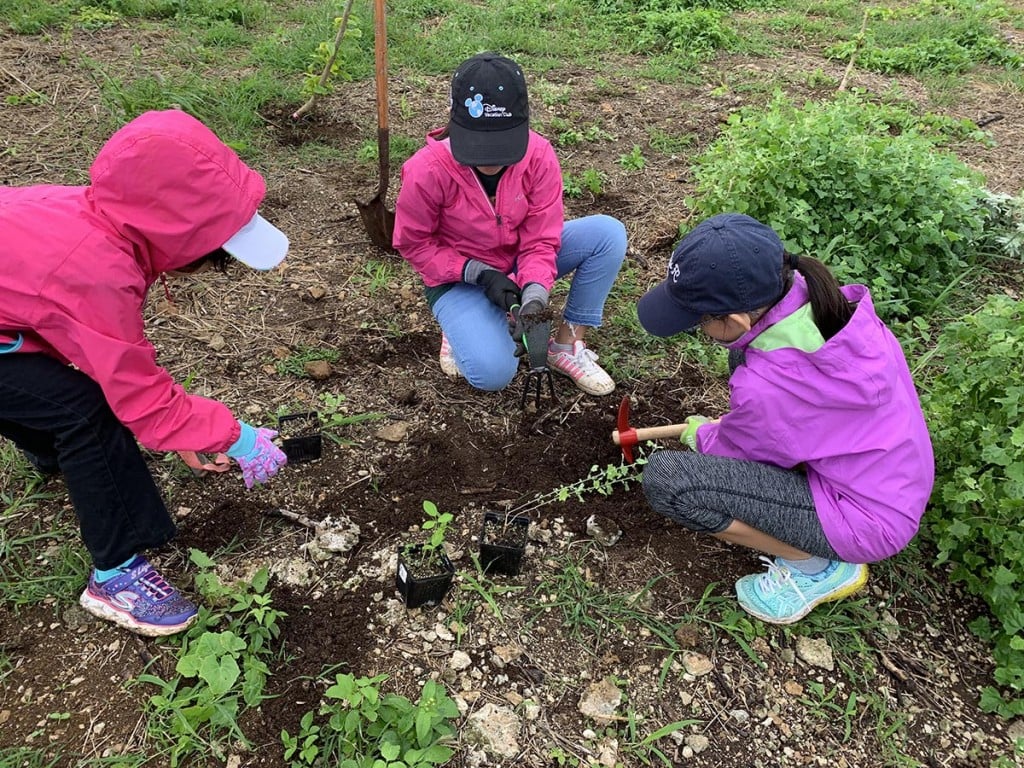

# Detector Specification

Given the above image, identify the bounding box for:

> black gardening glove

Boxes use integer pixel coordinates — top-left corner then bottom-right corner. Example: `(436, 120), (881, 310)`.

(513, 299), (550, 371)
(463, 259), (521, 311)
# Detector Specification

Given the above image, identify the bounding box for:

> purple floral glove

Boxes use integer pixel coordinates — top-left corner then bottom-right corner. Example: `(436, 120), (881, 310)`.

(226, 422), (287, 489)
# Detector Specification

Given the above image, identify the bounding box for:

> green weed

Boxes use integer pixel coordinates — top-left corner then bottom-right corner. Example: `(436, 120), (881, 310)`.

(134, 549), (285, 767)
(274, 346), (341, 378)
(527, 543), (677, 649)
(317, 392), (385, 445)
(281, 674), (458, 767)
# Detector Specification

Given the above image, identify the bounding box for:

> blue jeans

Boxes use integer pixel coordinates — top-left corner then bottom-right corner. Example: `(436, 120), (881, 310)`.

(0, 353), (174, 569)
(433, 214), (627, 391)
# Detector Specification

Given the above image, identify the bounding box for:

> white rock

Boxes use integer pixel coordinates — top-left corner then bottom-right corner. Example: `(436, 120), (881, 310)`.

(450, 651), (472, 671)
(464, 703), (521, 759)
(578, 678), (622, 724)
(795, 636), (835, 671)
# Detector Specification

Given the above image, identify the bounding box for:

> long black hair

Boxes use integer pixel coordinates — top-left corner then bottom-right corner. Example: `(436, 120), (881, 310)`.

(784, 252), (853, 340)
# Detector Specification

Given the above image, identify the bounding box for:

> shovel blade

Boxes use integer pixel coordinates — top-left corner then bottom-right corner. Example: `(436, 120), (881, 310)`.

(356, 197), (396, 252)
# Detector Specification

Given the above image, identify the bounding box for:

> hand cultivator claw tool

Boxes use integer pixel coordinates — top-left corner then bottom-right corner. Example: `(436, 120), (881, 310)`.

(508, 304), (557, 410)
(521, 366), (556, 410)
(612, 395), (689, 463)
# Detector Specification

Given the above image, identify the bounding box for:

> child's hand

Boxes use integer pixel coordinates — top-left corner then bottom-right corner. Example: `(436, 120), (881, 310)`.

(681, 415), (711, 451)
(227, 422), (288, 489)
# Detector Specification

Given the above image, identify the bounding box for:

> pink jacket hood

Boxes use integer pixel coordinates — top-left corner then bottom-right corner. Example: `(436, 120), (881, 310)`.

(392, 127), (564, 290)
(0, 109), (267, 452)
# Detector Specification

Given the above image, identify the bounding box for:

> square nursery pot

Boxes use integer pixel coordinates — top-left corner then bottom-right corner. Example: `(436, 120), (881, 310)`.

(278, 411), (322, 463)
(395, 544), (455, 609)
(479, 511), (530, 576)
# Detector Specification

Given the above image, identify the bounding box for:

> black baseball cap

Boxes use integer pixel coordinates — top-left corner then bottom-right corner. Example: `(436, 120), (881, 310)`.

(637, 214), (786, 337)
(448, 53), (529, 167)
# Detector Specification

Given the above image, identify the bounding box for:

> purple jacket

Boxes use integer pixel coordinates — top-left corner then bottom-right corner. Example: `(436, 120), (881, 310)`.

(697, 274), (935, 563)
(392, 127), (564, 291)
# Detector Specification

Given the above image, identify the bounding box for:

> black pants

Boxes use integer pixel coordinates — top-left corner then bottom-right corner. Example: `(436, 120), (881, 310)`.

(0, 353), (175, 569)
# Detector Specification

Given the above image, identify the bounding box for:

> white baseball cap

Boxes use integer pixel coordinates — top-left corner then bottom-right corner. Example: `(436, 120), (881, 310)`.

(221, 212), (289, 270)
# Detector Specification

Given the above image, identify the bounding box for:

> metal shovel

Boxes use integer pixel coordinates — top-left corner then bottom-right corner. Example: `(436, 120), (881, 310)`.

(355, 0), (396, 252)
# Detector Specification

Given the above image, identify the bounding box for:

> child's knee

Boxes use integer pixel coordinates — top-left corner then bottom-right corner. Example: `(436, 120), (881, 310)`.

(592, 215), (627, 264)
(463, 357), (518, 391)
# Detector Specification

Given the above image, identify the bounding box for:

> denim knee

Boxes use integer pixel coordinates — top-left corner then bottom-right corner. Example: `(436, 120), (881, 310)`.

(463, 356), (519, 392)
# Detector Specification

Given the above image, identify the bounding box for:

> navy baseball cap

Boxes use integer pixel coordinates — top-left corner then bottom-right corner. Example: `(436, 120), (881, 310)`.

(448, 53), (529, 167)
(638, 213), (786, 337)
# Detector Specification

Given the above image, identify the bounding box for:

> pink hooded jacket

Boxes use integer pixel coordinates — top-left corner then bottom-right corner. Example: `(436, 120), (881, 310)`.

(0, 110), (267, 453)
(392, 128), (564, 290)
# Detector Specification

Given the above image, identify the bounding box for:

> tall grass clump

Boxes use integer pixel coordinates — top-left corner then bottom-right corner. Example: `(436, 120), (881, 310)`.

(689, 92), (991, 320)
(921, 294), (1024, 718)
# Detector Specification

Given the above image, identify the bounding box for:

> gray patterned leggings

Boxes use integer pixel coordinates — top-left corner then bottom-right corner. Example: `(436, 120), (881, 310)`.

(641, 449), (841, 560)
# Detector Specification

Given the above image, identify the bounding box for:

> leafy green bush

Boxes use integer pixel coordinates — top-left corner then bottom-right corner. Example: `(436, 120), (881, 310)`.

(689, 92), (990, 319)
(922, 295), (1024, 717)
(626, 7), (737, 58)
(137, 550), (286, 765)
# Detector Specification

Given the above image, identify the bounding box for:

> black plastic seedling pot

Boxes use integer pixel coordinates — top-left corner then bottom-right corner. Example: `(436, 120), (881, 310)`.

(396, 544), (455, 609)
(278, 412), (322, 463)
(479, 511), (530, 576)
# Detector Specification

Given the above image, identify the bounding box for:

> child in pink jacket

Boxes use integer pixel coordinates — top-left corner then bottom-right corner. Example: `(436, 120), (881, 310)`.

(638, 214), (934, 624)
(393, 53), (626, 397)
(0, 110), (288, 636)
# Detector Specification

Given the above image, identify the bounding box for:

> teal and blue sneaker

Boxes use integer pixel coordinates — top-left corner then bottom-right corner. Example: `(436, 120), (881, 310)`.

(735, 557), (868, 625)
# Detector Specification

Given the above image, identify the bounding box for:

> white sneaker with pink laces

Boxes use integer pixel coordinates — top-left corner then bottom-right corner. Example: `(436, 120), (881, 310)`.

(547, 340), (615, 396)
(439, 333), (461, 378)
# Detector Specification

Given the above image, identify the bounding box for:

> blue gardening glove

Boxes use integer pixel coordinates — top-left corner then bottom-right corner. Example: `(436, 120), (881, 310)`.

(226, 421), (287, 489)
(464, 259), (521, 311)
(681, 415), (711, 451)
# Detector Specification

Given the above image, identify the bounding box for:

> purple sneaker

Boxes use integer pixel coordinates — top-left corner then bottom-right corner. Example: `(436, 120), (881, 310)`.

(79, 556), (198, 637)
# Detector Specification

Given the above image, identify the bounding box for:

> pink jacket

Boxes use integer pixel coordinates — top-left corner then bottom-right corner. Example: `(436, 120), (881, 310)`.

(392, 128), (564, 290)
(0, 110), (267, 452)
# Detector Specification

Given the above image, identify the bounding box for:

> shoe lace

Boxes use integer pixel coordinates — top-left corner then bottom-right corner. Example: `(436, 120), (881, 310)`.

(567, 344), (602, 374)
(755, 556), (810, 604)
(137, 568), (175, 601)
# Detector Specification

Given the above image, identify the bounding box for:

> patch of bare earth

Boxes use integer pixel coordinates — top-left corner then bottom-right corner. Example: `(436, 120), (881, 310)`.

(2, 24), (1023, 768)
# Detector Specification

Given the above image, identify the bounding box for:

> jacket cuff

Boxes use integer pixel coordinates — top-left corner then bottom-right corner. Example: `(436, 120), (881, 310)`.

(521, 282), (549, 308)
(461, 259), (489, 284)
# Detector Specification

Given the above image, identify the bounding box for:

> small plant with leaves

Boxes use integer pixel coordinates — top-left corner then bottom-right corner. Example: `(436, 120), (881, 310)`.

(292, 0), (363, 120)
(397, 500), (456, 608)
(505, 450), (651, 517)
(135, 550), (285, 766)
(317, 392), (384, 445)
(282, 673), (458, 767)
(420, 499), (453, 554)
(618, 144), (646, 171)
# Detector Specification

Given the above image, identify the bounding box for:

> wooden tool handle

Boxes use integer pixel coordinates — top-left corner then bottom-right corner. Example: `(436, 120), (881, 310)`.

(612, 423), (689, 445)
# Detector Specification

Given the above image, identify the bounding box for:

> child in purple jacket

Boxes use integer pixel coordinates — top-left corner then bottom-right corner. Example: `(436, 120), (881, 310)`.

(637, 213), (934, 624)
(393, 53), (626, 398)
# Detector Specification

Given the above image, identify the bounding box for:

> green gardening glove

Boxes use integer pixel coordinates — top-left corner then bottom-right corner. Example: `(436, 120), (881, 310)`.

(681, 415), (711, 451)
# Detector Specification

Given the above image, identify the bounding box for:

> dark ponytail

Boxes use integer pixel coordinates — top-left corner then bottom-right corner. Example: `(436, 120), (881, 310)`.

(785, 253), (853, 340)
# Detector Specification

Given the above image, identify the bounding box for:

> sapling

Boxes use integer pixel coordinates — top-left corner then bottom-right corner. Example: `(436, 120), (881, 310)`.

(291, 0), (359, 121)
(420, 499), (452, 553)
